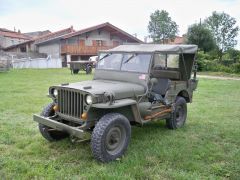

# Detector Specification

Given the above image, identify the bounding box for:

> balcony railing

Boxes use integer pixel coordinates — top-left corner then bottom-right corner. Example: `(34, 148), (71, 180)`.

(61, 45), (115, 55)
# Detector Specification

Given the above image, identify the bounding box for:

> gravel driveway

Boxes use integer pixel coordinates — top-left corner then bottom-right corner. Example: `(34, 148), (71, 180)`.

(198, 75), (240, 81)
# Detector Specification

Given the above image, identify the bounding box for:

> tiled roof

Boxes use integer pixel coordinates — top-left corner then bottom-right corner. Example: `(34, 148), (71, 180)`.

(63, 22), (143, 43)
(35, 27), (75, 44)
(168, 36), (185, 44)
(24, 30), (51, 38)
(0, 28), (31, 40)
(0, 28), (15, 32)
(4, 27), (75, 49)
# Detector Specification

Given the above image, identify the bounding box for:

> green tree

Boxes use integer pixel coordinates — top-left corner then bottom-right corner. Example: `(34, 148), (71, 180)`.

(148, 10), (178, 43)
(186, 23), (216, 53)
(205, 11), (239, 61)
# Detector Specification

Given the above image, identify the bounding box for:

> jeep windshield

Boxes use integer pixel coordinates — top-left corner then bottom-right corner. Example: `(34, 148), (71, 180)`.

(97, 53), (151, 73)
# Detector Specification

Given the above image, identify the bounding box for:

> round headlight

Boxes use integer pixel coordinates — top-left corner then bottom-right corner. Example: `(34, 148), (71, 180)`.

(53, 89), (58, 97)
(85, 95), (93, 105)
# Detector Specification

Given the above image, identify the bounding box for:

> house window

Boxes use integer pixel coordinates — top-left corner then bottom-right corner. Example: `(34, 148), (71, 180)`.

(92, 40), (106, 46)
(67, 37), (78, 44)
(96, 40), (103, 46)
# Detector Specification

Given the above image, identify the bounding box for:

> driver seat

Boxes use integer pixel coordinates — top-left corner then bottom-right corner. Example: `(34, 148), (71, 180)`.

(152, 78), (171, 96)
(151, 78), (171, 104)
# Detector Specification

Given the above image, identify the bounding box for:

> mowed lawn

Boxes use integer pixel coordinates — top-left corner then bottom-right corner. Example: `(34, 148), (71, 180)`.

(0, 69), (239, 179)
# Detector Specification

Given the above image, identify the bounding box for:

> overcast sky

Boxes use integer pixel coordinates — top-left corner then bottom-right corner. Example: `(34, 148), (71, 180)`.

(0, 0), (240, 49)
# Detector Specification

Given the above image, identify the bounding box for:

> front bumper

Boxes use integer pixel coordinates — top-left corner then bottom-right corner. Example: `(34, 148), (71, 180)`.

(33, 114), (91, 140)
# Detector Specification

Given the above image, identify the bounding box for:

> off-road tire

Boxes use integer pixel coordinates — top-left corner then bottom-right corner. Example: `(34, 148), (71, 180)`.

(86, 65), (92, 74)
(166, 96), (187, 129)
(91, 113), (131, 162)
(39, 103), (68, 142)
(73, 69), (79, 74)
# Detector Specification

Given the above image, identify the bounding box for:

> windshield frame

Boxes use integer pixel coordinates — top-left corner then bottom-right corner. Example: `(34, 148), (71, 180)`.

(96, 52), (153, 74)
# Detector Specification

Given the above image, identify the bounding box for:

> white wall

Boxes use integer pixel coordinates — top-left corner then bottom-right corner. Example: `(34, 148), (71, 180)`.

(0, 35), (27, 48)
(38, 42), (60, 59)
(12, 56), (62, 69)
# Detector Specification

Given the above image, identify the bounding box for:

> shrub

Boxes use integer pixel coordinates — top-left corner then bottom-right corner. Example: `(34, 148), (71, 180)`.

(230, 63), (240, 73)
(196, 51), (240, 74)
(196, 51), (215, 71)
(221, 59), (235, 66)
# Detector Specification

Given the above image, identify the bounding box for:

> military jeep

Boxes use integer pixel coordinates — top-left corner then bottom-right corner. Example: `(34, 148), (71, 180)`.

(33, 44), (198, 162)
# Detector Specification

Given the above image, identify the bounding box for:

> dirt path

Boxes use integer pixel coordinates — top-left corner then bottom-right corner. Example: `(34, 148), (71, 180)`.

(198, 75), (240, 81)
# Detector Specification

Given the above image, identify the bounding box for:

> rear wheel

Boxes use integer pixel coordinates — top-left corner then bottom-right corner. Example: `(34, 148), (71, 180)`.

(91, 113), (131, 162)
(39, 103), (68, 142)
(73, 69), (79, 74)
(166, 96), (187, 129)
(86, 65), (92, 74)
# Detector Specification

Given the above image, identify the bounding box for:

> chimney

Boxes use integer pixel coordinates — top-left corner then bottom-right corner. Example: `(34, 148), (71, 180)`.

(18, 29), (21, 34)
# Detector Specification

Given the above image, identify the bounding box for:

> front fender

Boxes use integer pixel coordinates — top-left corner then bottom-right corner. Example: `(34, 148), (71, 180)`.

(91, 99), (137, 109)
(91, 99), (142, 124)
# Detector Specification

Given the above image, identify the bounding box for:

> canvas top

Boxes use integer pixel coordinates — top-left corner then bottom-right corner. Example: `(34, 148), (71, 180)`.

(102, 44), (198, 54)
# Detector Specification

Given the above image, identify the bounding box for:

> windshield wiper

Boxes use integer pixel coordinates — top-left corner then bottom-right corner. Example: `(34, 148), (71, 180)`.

(98, 53), (111, 62)
(123, 54), (136, 64)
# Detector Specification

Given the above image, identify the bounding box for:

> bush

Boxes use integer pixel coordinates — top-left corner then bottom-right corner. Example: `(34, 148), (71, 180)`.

(196, 60), (240, 74)
(196, 51), (240, 74)
(196, 51), (215, 71)
(221, 59), (235, 66)
(230, 63), (240, 73)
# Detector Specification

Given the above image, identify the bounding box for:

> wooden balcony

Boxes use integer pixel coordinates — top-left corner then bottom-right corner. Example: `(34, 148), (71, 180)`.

(61, 45), (116, 55)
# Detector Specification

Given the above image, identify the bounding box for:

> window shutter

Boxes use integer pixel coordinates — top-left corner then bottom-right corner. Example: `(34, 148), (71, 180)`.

(79, 40), (85, 46)
(92, 40), (97, 46)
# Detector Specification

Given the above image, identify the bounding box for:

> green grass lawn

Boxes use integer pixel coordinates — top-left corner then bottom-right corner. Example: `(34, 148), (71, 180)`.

(0, 69), (240, 179)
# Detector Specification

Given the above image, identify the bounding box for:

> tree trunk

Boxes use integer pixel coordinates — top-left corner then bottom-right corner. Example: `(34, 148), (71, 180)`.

(218, 49), (223, 62)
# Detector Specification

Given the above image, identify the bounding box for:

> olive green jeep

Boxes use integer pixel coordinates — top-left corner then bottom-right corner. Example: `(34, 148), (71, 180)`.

(33, 44), (198, 162)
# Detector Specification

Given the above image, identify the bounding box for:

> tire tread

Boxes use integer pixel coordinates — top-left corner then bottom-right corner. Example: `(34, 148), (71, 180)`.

(91, 113), (131, 162)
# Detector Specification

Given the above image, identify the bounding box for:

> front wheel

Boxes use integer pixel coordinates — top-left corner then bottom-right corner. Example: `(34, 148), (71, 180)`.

(91, 113), (131, 162)
(39, 103), (68, 142)
(166, 96), (187, 129)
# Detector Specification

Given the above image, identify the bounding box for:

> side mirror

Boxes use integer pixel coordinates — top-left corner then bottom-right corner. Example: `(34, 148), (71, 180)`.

(150, 78), (158, 86)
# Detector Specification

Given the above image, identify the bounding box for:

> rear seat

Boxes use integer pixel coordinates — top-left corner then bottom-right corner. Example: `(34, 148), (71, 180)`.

(152, 69), (180, 80)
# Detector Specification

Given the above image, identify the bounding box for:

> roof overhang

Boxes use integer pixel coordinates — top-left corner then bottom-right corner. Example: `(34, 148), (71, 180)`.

(63, 22), (143, 43)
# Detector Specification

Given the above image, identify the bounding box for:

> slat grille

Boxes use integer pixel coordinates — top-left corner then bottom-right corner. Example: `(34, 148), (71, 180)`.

(58, 89), (83, 119)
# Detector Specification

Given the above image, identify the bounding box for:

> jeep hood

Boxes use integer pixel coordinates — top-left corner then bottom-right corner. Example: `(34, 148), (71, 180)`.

(57, 80), (145, 99)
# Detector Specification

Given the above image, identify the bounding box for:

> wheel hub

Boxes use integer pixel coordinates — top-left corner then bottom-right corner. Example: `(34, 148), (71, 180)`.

(105, 126), (126, 155)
